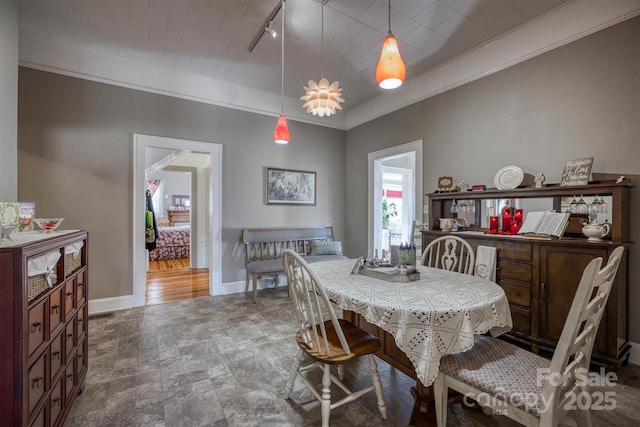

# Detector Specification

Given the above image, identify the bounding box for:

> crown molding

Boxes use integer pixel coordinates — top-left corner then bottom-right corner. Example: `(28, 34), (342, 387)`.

(18, 32), (347, 130)
(18, 0), (640, 131)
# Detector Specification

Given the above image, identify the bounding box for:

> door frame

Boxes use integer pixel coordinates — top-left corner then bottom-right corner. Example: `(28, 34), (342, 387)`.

(133, 134), (222, 306)
(368, 140), (423, 255)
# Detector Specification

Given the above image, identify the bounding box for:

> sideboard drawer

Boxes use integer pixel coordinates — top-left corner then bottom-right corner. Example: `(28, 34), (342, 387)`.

(64, 363), (76, 404)
(28, 299), (46, 356)
(50, 331), (64, 381)
(499, 260), (532, 283)
(50, 376), (64, 426)
(76, 272), (86, 304)
(510, 306), (531, 334)
(64, 281), (74, 318)
(499, 280), (532, 308)
(65, 320), (75, 358)
(49, 287), (63, 333)
(28, 352), (48, 416)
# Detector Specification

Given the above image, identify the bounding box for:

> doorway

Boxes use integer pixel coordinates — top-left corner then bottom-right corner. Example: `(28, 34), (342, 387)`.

(368, 140), (423, 256)
(133, 134), (222, 307)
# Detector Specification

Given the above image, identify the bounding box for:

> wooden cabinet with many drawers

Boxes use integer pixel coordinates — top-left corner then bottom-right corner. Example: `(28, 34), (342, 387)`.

(0, 231), (88, 426)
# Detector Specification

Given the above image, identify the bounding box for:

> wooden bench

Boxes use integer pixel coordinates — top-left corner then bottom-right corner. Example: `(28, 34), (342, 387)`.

(241, 226), (347, 302)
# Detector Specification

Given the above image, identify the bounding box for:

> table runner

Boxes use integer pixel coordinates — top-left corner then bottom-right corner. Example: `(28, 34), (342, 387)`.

(309, 259), (513, 386)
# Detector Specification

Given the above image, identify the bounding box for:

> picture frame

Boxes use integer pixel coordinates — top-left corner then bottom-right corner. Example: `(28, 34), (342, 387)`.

(172, 195), (190, 207)
(266, 167), (316, 205)
(560, 157), (594, 186)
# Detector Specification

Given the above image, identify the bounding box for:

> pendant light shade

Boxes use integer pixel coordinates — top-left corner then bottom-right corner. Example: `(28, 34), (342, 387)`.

(376, 32), (405, 89)
(376, 1), (405, 90)
(273, 114), (290, 144)
(273, 0), (289, 144)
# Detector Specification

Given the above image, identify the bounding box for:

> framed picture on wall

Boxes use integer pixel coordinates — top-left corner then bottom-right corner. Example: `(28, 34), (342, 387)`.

(266, 167), (316, 205)
(172, 195), (190, 207)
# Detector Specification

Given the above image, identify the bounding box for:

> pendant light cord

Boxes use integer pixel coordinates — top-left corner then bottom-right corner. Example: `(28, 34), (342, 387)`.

(280, 0), (285, 114)
(387, 0), (391, 33)
(321, 2), (324, 78)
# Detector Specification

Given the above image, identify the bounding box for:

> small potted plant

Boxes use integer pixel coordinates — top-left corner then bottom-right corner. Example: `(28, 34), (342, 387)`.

(382, 198), (398, 229)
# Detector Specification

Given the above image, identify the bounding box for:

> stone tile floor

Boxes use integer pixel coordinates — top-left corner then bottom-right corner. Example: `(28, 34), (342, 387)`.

(65, 289), (640, 426)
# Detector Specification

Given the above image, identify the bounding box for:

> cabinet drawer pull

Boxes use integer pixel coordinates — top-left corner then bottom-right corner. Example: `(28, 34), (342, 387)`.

(53, 350), (61, 359)
(32, 377), (44, 389)
(78, 318), (84, 324)
(67, 373), (74, 381)
(78, 353), (84, 360)
(78, 283), (84, 288)
(52, 397), (61, 406)
(32, 321), (43, 332)
(541, 282), (546, 300)
(66, 332), (74, 340)
(52, 304), (61, 313)
(66, 291), (73, 297)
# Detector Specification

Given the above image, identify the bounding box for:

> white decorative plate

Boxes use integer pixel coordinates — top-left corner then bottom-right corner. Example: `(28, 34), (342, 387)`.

(494, 166), (524, 190)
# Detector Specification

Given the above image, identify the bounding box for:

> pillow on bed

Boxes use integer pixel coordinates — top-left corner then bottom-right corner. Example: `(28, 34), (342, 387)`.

(311, 241), (342, 255)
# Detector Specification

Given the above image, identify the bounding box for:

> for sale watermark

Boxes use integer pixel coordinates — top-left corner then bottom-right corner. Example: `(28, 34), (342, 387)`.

(462, 367), (618, 415)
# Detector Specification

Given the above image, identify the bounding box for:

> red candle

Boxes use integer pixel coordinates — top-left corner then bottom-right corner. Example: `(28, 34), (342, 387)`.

(510, 222), (521, 234)
(489, 216), (499, 233)
(514, 209), (524, 225)
(502, 208), (511, 232)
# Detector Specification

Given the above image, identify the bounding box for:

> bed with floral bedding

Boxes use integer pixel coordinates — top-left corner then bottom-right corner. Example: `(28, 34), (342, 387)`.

(148, 225), (190, 260)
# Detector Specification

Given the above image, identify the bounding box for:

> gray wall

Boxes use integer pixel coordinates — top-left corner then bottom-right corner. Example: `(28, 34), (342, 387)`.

(345, 18), (640, 342)
(0, 0), (18, 201)
(152, 170), (191, 218)
(18, 69), (346, 299)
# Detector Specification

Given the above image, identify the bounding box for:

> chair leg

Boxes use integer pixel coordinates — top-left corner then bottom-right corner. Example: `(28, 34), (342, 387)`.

(245, 271), (250, 292)
(575, 386), (592, 427)
(321, 363), (332, 427)
(252, 273), (258, 303)
(433, 373), (448, 427)
(368, 355), (387, 419)
(284, 348), (303, 399)
(337, 365), (345, 381)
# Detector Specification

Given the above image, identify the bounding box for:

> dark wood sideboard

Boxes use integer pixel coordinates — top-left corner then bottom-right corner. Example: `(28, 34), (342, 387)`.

(424, 181), (633, 367)
(0, 231), (89, 426)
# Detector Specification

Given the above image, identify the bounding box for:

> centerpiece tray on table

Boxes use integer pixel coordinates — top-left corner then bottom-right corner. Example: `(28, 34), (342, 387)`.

(357, 264), (421, 283)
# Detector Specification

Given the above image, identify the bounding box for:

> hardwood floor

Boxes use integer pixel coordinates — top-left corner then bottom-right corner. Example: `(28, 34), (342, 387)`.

(146, 258), (209, 305)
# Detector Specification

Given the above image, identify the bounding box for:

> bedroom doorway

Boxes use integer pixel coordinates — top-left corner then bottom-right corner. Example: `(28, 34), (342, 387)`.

(133, 134), (222, 307)
(145, 164), (203, 305)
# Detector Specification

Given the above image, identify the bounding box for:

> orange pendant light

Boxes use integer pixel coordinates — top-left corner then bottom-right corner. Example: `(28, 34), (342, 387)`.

(273, 114), (290, 144)
(376, 0), (405, 90)
(273, 0), (289, 144)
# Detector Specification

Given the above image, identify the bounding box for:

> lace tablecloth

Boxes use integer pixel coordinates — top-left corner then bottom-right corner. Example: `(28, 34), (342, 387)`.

(309, 259), (513, 387)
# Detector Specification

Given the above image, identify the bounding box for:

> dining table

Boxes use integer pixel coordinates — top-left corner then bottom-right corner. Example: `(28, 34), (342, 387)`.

(309, 258), (513, 425)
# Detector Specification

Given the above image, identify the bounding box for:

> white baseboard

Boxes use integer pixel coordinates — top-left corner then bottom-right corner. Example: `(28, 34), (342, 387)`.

(88, 295), (133, 315)
(221, 276), (286, 295)
(89, 277), (286, 313)
(628, 341), (640, 366)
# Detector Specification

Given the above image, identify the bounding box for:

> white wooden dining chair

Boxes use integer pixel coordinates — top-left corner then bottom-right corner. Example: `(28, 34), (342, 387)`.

(421, 235), (475, 275)
(281, 250), (387, 427)
(433, 245), (624, 427)
(410, 220), (426, 264)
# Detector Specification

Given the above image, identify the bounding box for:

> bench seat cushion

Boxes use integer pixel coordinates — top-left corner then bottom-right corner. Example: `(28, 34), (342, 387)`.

(246, 254), (347, 275)
(246, 259), (284, 274)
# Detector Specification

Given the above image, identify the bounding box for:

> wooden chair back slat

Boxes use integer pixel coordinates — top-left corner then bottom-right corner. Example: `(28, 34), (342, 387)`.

(282, 250), (350, 356)
(422, 235), (475, 275)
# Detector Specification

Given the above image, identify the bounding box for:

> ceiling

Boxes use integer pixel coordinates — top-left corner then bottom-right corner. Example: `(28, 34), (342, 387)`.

(17, 0), (636, 129)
